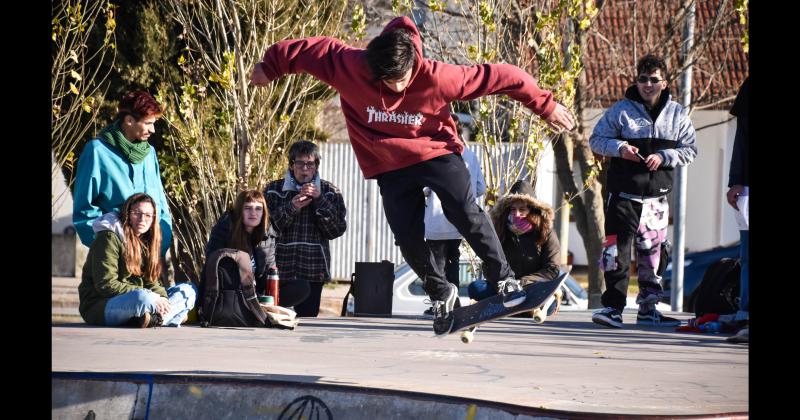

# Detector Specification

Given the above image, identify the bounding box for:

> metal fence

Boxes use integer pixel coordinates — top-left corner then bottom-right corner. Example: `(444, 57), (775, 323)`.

(318, 142), (555, 280)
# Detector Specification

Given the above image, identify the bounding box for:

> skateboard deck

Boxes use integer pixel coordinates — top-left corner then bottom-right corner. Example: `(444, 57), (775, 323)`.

(449, 271), (569, 335)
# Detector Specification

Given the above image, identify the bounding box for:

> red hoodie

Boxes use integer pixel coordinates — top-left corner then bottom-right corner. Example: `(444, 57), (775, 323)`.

(252, 16), (556, 179)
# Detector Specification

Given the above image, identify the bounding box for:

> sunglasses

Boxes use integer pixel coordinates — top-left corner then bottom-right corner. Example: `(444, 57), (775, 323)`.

(637, 76), (665, 84)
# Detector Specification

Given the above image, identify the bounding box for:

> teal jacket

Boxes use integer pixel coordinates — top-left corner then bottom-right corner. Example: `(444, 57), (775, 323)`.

(72, 138), (172, 255)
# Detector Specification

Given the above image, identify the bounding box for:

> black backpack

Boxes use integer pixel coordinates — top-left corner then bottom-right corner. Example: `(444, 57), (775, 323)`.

(199, 248), (267, 327)
(692, 257), (741, 317)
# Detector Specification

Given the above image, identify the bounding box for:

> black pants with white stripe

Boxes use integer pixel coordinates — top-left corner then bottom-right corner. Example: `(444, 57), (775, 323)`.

(376, 153), (513, 301)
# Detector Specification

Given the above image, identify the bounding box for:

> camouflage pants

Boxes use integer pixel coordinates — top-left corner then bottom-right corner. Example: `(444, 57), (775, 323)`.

(599, 194), (669, 312)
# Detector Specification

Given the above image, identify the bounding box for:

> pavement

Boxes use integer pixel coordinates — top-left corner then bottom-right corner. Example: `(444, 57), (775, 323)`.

(52, 275), (748, 418)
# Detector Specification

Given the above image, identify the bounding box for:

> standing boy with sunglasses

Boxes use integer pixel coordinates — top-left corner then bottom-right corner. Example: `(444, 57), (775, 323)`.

(589, 54), (697, 329)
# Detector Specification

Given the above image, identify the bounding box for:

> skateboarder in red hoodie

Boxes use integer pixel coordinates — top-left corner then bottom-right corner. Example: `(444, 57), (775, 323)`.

(251, 16), (575, 335)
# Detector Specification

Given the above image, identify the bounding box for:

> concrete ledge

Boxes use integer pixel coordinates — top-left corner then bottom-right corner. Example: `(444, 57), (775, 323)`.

(53, 312), (748, 416)
(53, 372), (747, 420)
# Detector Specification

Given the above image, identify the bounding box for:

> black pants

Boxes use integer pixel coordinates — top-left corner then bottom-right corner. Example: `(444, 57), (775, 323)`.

(427, 239), (461, 287)
(294, 281), (324, 317)
(377, 154), (513, 301)
(277, 280), (311, 308)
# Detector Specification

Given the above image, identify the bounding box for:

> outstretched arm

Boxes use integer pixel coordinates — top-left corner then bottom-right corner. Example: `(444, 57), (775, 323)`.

(251, 37), (351, 87)
(451, 63), (575, 132)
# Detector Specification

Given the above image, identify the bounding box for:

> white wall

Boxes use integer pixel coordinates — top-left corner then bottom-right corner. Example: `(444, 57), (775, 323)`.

(52, 153), (74, 235)
(567, 108), (740, 265)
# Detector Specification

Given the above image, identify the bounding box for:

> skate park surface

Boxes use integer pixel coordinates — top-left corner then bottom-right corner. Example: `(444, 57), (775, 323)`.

(53, 310), (748, 419)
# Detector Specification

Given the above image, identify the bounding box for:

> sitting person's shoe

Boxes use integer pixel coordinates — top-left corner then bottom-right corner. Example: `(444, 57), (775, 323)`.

(636, 309), (681, 327)
(128, 312), (163, 328)
(127, 312), (151, 328)
(592, 307), (623, 329)
(432, 283), (458, 336)
(497, 277), (526, 307)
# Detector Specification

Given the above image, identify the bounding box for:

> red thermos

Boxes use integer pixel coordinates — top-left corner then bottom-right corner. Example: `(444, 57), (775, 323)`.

(267, 266), (280, 306)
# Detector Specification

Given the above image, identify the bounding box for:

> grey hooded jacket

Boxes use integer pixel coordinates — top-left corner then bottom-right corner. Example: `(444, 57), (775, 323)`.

(590, 87), (697, 197)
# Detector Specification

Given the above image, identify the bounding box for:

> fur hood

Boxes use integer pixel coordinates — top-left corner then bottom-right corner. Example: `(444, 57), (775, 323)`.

(489, 180), (554, 232)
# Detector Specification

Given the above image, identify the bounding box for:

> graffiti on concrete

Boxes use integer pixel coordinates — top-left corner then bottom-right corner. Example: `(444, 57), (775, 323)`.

(278, 395), (333, 420)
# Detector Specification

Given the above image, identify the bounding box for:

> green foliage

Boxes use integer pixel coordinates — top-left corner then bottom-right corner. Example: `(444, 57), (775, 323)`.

(392, 0), (415, 15)
(422, 0), (588, 203)
(157, 0), (350, 280)
(51, 0), (117, 216)
(734, 0), (749, 53)
(350, 3), (367, 40)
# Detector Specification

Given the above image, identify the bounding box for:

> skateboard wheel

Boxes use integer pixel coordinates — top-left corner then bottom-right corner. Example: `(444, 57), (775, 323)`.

(461, 330), (474, 344)
(532, 308), (546, 324)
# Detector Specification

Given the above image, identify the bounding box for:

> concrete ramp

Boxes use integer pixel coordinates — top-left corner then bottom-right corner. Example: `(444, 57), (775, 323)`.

(52, 372), (747, 420)
(53, 312), (748, 418)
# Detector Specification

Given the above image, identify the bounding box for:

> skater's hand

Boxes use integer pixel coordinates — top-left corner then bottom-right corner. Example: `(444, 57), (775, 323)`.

(726, 185), (744, 211)
(545, 103), (575, 133)
(154, 297), (171, 316)
(292, 193), (313, 210)
(250, 63), (270, 86)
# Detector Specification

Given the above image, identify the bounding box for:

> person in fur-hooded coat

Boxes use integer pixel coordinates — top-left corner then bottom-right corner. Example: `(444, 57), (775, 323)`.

(468, 180), (561, 301)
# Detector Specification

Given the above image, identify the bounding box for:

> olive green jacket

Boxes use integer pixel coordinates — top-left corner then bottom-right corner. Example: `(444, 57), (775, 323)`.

(78, 229), (167, 325)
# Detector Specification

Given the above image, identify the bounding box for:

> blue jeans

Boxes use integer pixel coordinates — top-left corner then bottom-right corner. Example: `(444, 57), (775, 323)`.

(468, 280), (559, 315)
(104, 282), (197, 327)
(739, 230), (749, 312)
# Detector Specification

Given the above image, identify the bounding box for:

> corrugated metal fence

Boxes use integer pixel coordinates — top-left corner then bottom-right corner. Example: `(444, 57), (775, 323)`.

(318, 142), (554, 280)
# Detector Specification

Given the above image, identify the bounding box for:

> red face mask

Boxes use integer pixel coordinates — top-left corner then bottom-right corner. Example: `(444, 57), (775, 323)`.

(508, 214), (533, 235)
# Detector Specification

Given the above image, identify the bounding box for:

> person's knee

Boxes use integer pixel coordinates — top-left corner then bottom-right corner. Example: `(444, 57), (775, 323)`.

(130, 289), (158, 306)
(468, 280), (490, 300)
(169, 282), (198, 308)
(175, 281), (198, 297)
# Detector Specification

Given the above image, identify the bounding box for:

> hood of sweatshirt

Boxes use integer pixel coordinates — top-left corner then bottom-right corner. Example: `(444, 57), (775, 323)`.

(375, 16), (425, 110)
(91, 212), (126, 243)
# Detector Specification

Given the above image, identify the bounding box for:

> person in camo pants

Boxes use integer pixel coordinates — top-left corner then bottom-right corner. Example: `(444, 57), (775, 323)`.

(590, 54), (697, 329)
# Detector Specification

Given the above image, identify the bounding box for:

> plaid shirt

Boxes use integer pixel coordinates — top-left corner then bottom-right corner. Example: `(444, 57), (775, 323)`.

(265, 176), (347, 282)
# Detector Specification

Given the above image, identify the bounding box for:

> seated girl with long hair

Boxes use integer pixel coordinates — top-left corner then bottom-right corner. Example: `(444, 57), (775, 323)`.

(206, 190), (310, 307)
(78, 193), (196, 327)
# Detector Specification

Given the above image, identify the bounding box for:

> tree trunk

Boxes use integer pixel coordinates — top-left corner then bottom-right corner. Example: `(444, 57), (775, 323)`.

(553, 17), (606, 308)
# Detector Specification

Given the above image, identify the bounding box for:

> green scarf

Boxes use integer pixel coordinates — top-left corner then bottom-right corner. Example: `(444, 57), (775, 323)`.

(98, 120), (151, 164)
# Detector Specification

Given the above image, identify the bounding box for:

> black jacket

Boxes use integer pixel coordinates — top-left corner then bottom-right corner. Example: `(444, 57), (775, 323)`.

(501, 229), (561, 286)
(728, 77), (748, 187)
(205, 211), (277, 292)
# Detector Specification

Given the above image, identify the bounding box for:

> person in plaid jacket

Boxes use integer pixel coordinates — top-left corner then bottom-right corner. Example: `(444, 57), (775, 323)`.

(265, 140), (347, 317)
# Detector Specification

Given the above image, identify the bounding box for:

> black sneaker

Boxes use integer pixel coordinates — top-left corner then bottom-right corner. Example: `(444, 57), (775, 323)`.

(432, 283), (457, 336)
(498, 277), (526, 307)
(592, 307), (623, 328)
(128, 312), (163, 328)
(636, 309), (681, 327)
(426, 298), (462, 316)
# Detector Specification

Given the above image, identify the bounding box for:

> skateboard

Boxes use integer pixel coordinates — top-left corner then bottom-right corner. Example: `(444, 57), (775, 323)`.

(450, 271), (569, 343)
